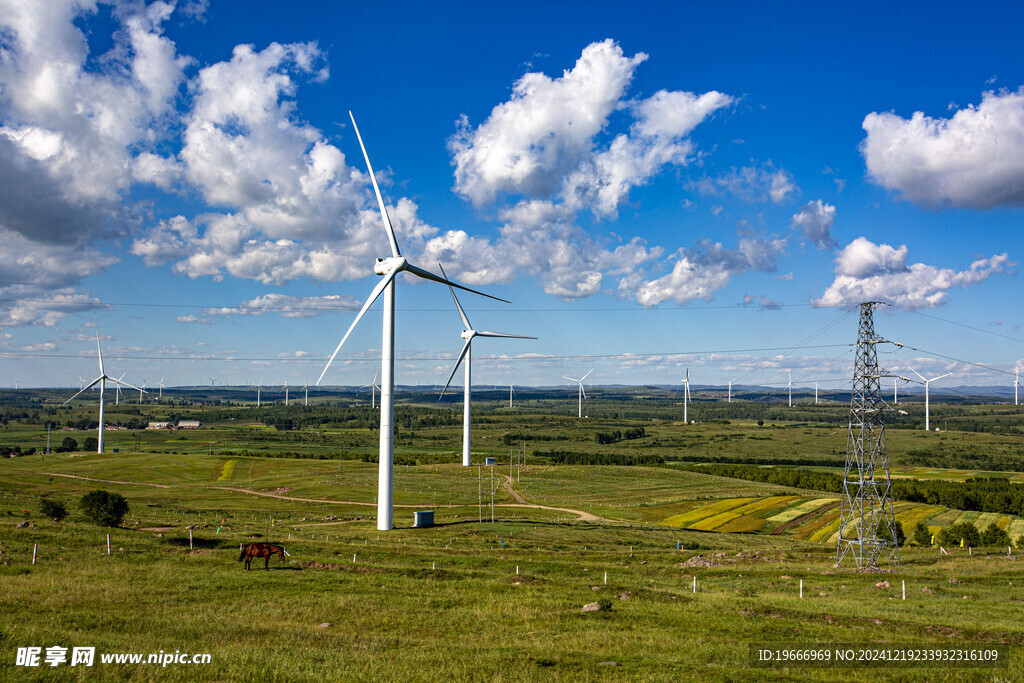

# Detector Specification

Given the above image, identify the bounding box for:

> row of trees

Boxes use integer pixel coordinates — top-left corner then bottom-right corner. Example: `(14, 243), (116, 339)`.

(39, 490), (128, 527)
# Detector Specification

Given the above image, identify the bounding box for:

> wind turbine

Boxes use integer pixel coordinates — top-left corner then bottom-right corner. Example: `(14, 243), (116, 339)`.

(681, 369), (691, 423)
(361, 371), (380, 409)
(256, 379), (263, 408)
(438, 264), (535, 467)
(909, 368), (951, 432)
(1015, 369), (1020, 407)
(302, 383), (309, 406)
(63, 334), (144, 453)
(509, 377), (519, 409)
(787, 370), (793, 408)
(815, 378), (819, 405)
(158, 378), (164, 403)
(114, 372), (126, 405)
(315, 111), (507, 531)
(563, 369), (593, 418)
(727, 380), (732, 403)
(284, 381), (289, 406)
(138, 379), (146, 404)
(209, 377), (216, 388)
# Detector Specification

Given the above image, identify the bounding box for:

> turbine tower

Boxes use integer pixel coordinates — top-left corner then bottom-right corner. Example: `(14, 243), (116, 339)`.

(909, 368), (951, 432)
(1015, 369), (1020, 407)
(836, 302), (900, 569)
(728, 380), (732, 403)
(316, 112), (507, 531)
(158, 378), (164, 403)
(563, 369), (593, 418)
(439, 264), (535, 466)
(787, 370), (793, 408)
(256, 379), (263, 408)
(302, 383), (309, 406)
(284, 381), (289, 406)
(681, 369), (691, 423)
(63, 334), (144, 453)
(509, 378), (518, 408)
(814, 378), (819, 404)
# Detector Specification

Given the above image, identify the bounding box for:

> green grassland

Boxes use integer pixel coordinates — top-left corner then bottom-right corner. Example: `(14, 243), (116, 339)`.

(3, 390), (1024, 680)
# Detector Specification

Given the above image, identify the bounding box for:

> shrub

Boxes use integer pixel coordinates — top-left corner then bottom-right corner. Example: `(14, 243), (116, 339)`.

(79, 490), (129, 527)
(60, 437), (78, 452)
(83, 436), (97, 451)
(876, 520), (906, 547)
(938, 522), (980, 548)
(913, 522), (931, 546)
(980, 522), (1011, 548)
(40, 498), (67, 522)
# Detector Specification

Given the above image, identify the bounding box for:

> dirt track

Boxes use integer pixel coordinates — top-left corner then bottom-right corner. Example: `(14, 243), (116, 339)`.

(41, 472), (172, 488)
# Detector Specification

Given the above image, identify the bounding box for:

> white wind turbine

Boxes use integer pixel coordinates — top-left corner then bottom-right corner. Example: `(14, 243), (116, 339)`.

(63, 334), (144, 453)
(302, 383), (309, 406)
(114, 372), (126, 405)
(563, 369), (593, 418)
(681, 369), (691, 423)
(787, 370), (793, 408)
(727, 380), (732, 403)
(138, 379), (146, 404)
(438, 264), (535, 466)
(315, 112), (507, 531)
(509, 377), (519, 409)
(814, 378), (819, 404)
(158, 378), (164, 403)
(1015, 369), (1020, 407)
(361, 370), (380, 409)
(284, 381), (289, 406)
(909, 368), (952, 432)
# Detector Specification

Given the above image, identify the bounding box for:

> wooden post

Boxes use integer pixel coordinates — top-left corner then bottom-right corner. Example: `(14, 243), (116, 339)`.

(32, 544), (37, 565)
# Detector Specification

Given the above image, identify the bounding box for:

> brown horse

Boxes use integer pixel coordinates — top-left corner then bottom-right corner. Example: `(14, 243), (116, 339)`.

(238, 542), (289, 570)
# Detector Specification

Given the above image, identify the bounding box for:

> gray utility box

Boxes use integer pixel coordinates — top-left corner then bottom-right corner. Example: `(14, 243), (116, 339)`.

(484, 457), (496, 466)
(413, 510), (434, 528)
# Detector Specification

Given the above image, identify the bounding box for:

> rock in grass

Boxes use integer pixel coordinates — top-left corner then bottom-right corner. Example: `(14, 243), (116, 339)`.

(875, 581), (890, 589)
(619, 592), (630, 601)
(922, 587), (933, 594)
(582, 602), (601, 613)
(598, 661), (621, 666)
(949, 577), (959, 584)
(318, 623), (332, 629)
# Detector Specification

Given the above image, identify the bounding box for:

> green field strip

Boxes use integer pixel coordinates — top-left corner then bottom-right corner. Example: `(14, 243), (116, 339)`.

(659, 497), (758, 527)
(765, 497), (835, 524)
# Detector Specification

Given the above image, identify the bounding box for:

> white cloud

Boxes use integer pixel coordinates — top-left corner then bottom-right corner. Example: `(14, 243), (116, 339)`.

(689, 163), (798, 204)
(187, 293), (362, 320)
(814, 237), (1010, 308)
(0, 286), (108, 327)
(862, 88), (1024, 208)
(790, 200), (837, 250)
(450, 40), (648, 206)
(630, 235), (787, 307)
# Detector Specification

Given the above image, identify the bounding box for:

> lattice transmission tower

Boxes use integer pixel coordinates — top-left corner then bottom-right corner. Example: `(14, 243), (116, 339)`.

(836, 302), (902, 569)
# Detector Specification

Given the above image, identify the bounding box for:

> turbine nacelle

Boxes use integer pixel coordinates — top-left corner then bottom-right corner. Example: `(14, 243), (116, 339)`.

(374, 256), (406, 276)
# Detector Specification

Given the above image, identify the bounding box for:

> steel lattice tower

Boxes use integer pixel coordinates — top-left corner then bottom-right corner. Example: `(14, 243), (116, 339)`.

(836, 302), (901, 568)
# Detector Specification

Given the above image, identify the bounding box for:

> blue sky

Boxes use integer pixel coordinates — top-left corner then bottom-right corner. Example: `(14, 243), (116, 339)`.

(1, 0), (1023, 393)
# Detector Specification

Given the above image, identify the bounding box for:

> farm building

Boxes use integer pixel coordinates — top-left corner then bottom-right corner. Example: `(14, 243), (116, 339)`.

(176, 420), (201, 429)
(146, 422), (171, 430)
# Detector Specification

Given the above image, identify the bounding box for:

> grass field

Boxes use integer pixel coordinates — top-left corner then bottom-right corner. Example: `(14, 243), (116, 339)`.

(4, 392), (1024, 680)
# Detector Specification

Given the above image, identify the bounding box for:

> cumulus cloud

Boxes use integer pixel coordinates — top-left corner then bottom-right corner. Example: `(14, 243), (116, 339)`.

(814, 237), (1010, 308)
(862, 88), (1024, 208)
(450, 39), (732, 219)
(790, 200), (837, 250)
(0, 286), (109, 327)
(630, 235), (787, 307)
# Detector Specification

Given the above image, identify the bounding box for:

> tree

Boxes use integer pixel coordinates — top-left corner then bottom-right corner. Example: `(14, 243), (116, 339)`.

(79, 490), (129, 527)
(83, 436), (97, 451)
(980, 522), (1011, 548)
(913, 522), (932, 547)
(39, 498), (67, 522)
(60, 437), (78, 452)
(938, 522), (980, 548)
(877, 520), (906, 547)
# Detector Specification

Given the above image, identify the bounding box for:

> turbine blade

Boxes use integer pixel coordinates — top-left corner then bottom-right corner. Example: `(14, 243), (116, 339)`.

(909, 368), (926, 382)
(581, 384), (587, 400)
(403, 261), (510, 304)
(349, 112), (401, 258)
(438, 263), (472, 329)
(562, 376), (580, 382)
(476, 331), (537, 339)
(64, 377), (102, 404)
(112, 378), (145, 393)
(440, 339), (473, 398)
(96, 333), (104, 376)
(582, 368), (594, 381)
(316, 270), (398, 386)
(934, 372), (952, 381)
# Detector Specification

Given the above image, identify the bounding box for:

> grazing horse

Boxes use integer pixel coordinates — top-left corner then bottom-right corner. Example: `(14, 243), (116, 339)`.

(238, 542), (289, 570)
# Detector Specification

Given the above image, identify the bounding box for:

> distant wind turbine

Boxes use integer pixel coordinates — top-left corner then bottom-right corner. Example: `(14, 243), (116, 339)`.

(728, 380), (732, 403)
(681, 369), (691, 423)
(284, 381), (289, 406)
(256, 379), (263, 408)
(114, 372), (126, 405)
(63, 334), (144, 453)
(814, 378), (819, 405)
(909, 368), (952, 432)
(302, 383), (309, 406)
(361, 371), (380, 409)
(438, 263), (535, 466)
(563, 369), (593, 418)
(1015, 369), (1020, 407)
(315, 111), (507, 531)
(509, 377), (519, 409)
(158, 378), (164, 403)
(787, 370), (793, 408)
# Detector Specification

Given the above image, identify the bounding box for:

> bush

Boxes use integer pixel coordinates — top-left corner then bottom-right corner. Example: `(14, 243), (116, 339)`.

(876, 520), (906, 547)
(39, 498), (67, 522)
(938, 522), (980, 548)
(60, 437), (78, 452)
(83, 436), (97, 451)
(980, 522), (1012, 548)
(913, 522), (932, 546)
(79, 490), (129, 527)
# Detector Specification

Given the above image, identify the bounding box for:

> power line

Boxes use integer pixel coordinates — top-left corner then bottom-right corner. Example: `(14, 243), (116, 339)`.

(891, 304), (1024, 345)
